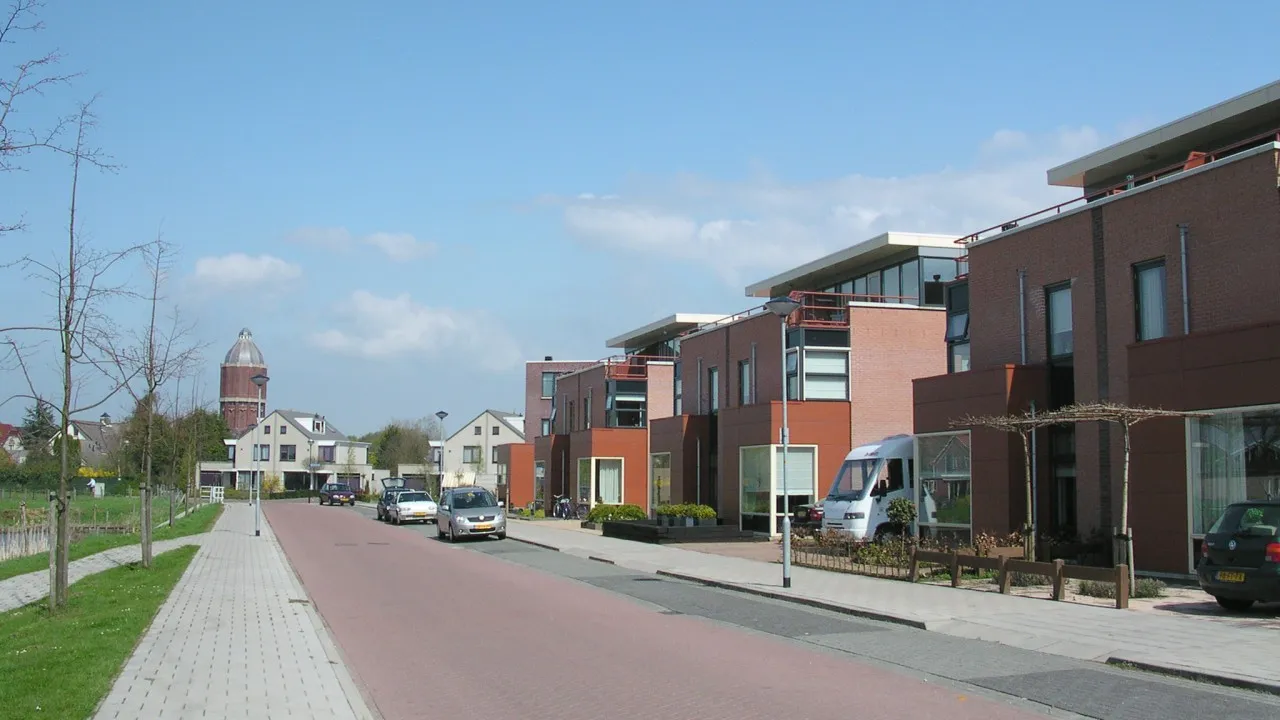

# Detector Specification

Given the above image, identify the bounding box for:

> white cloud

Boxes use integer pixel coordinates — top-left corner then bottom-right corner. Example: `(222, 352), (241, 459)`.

(550, 126), (1108, 286)
(311, 290), (521, 372)
(285, 226), (437, 261)
(192, 253), (302, 287)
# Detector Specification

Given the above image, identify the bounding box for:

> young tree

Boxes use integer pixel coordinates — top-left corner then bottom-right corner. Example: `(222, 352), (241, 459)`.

(99, 237), (200, 567)
(4, 104), (147, 609)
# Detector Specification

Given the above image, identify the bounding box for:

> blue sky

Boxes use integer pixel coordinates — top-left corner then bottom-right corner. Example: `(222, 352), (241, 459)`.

(3, 0), (1279, 436)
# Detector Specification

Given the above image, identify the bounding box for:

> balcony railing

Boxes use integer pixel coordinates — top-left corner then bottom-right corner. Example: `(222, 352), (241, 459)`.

(602, 354), (670, 380)
(953, 127), (1280, 278)
(786, 291), (920, 328)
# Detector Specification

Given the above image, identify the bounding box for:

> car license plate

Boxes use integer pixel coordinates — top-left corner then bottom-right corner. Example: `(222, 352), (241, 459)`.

(1217, 570), (1246, 583)
(474, 524), (493, 531)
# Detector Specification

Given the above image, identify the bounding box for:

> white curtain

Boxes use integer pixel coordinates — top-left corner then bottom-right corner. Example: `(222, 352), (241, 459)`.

(774, 447), (816, 495)
(597, 459), (622, 504)
(1191, 413), (1246, 534)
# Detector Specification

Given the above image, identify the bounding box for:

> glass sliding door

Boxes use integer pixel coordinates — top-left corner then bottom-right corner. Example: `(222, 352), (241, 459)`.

(773, 446), (816, 534)
(915, 431), (972, 545)
(650, 453), (671, 509)
(740, 446), (772, 533)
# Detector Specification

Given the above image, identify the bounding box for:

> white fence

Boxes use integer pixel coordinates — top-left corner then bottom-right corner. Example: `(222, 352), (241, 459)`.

(200, 486), (225, 504)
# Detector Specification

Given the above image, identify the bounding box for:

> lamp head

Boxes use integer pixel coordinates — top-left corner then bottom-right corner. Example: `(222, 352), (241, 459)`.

(764, 296), (802, 318)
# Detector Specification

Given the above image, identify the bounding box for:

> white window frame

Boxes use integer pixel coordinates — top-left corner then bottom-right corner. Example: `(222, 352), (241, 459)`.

(576, 456), (626, 507)
(800, 347), (850, 401)
(738, 443), (818, 538)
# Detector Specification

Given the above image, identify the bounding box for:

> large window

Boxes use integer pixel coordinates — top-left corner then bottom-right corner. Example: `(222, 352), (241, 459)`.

(1134, 259), (1167, 341)
(463, 445), (482, 464)
(915, 431), (972, 544)
(607, 381), (647, 428)
(946, 282), (970, 373)
(650, 453), (671, 509)
(280, 444), (297, 462)
(739, 444), (817, 535)
(596, 458), (623, 505)
(802, 349), (849, 400)
(577, 458), (591, 504)
(921, 257), (959, 306)
(540, 372), (557, 399)
(673, 361), (682, 415)
(1189, 406), (1280, 535)
(1046, 283), (1073, 358)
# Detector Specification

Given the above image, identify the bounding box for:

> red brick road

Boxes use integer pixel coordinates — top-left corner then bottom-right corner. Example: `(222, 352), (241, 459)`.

(267, 503), (1048, 720)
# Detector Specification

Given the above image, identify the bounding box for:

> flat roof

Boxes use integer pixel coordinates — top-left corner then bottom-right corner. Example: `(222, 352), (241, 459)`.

(605, 313), (730, 350)
(1047, 79), (1280, 189)
(743, 231), (959, 298)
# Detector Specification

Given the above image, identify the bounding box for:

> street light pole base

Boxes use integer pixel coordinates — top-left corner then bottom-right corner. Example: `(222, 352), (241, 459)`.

(254, 530), (260, 537)
(783, 577), (791, 589)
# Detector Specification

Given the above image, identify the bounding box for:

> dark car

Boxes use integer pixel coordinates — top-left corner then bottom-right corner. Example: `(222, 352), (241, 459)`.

(376, 477), (408, 521)
(793, 503), (824, 527)
(319, 482), (356, 506)
(1197, 500), (1280, 610)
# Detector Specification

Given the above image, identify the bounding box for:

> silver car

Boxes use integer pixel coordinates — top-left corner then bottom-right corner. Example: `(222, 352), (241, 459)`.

(436, 486), (507, 542)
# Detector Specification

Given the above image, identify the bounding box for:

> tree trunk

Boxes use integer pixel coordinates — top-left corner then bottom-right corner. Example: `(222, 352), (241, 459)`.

(1121, 422), (1134, 587)
(1021, 431), (1036, 561)
(142, 414), (153, 567)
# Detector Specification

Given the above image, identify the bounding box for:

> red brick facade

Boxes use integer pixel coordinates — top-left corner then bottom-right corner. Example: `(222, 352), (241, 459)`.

(915, 145), (1280, 573)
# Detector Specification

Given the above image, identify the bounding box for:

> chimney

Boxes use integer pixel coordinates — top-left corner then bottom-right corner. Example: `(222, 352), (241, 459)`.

(99, 413), (111, 427)
(544, 356), (553, 361)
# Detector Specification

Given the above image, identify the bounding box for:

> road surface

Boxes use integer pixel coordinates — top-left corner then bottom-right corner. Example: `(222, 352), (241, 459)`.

(266, 502), (1280, 720)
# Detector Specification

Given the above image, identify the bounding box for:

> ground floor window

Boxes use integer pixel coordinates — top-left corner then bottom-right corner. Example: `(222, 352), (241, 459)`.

(650, 453), (671, 509)
(534, 461), (546, 501)
(915, 431), (972, 545)
(575, 457), (626, 506)
(1189, 405), (1280, 535)
(740, 444), (817, 535)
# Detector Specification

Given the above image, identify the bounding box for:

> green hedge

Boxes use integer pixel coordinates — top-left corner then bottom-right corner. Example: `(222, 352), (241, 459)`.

(654, 503), (716, 520)
(586, 503), (647, 522)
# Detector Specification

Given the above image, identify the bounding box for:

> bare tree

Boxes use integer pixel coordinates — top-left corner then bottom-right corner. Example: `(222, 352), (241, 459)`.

(3, 104), (146, 609)
(952, 409), (1060, 561)
(98, 237), (201, 567)
(1042, 402), (1207, 586)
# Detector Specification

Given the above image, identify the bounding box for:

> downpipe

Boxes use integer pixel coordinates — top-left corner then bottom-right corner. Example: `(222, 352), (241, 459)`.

(1178, 223), (1191, 335)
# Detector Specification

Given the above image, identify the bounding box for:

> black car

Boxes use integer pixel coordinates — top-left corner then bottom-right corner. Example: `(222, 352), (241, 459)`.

(376, 477), (408, 521)
(1197, 500), (1280, 610)
(319, 483), (356, 506)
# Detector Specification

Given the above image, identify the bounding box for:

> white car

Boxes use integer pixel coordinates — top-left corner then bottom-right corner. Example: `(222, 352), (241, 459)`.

(389, 490), (438, 525)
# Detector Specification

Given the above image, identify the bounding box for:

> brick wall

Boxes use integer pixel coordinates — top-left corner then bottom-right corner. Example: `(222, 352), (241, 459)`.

(848, 305), (946, 447)
(524, 361), (595, 439)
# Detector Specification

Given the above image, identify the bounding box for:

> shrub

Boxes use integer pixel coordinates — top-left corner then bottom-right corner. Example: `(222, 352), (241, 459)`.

(1080, 577), (1165, 599)
(886, 497), (916, 527)
(261, 474), (283, 495)
(654, 503), (716, 519)
(586, 503), (647, 522)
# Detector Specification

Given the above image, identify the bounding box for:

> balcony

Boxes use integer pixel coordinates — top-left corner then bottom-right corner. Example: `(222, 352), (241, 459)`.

(603, 354), (667, 380)
(785, 290), (919, 328)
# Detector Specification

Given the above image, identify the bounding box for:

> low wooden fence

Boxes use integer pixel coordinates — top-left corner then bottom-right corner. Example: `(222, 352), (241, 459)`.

(910, 548), (1131, 609)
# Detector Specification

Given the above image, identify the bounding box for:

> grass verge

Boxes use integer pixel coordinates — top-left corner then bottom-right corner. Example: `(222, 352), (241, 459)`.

(0, 502), (222, 582)
(0, 544), (199, 720)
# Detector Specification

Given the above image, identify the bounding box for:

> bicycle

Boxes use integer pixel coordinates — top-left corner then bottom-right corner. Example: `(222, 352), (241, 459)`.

(551, 494), (589, 520)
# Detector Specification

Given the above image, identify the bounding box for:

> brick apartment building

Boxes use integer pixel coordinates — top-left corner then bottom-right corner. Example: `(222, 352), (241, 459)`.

(648, 232), (956, 535)
(532, 316), (724, 513)
(914, 78), (1280, 575)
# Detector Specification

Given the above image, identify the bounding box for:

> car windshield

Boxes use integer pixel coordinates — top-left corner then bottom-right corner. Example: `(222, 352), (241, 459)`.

(398, 492), (431, 503)
(324, 484), (350, 492)
(826, 459), (877, 501)
(452, 490), (497, 509)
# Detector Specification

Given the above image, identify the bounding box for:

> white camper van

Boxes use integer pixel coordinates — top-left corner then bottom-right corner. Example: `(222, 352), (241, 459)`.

(821, 434), (938, 540)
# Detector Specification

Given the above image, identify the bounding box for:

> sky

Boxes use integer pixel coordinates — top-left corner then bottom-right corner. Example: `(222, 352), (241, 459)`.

(3, 0), (1279, 437)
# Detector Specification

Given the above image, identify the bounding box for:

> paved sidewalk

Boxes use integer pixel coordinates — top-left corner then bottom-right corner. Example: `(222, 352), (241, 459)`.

(93, 503), (378, 719)
(507, 520), (1280, 694)
(0, 536), (207, 613)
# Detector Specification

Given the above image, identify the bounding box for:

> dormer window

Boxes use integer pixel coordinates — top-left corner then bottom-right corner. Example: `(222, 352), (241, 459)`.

(312, 415), (324, 433)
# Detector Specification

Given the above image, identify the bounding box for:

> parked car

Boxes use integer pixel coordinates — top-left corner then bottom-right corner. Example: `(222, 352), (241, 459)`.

(319, 483), (356, 506)
(1197, 500), (1280, 610)
(376, 477), (410, 521)
(389, 490), (438, 525)
(436, 486), (506, 542)
(793, 502), (824, 527)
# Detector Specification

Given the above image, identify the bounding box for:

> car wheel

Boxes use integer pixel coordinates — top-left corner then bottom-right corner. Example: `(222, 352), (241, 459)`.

(448, 523), (457, 543)
(496, 531), (506, 540)
(1215, 596), (1255, 612)
(437, 523), (445, 539)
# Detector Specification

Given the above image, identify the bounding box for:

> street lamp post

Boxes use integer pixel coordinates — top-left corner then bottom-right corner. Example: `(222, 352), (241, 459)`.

(435, 411), (448, 495)
(765, 295), (802, 589)
(251, 373), (269, 537)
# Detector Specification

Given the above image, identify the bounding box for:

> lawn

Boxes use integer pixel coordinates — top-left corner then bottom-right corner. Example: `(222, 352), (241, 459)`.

(0, 544), (199, 720)
(0, 502), (222, 582)
(0, 493), (172, 529)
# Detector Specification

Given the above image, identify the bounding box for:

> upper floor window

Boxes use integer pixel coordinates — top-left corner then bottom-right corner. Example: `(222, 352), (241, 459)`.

(279, 425), (287, 435)
(738, 360), (751, 406)
(708, 367), (720, 413)
(474, 425), (481, 435)
(540, 372), (557, 399)
(673, 361), (683, 415)
(946, 282), (970, 373)
(492, 425), (500, 435)
(540, 418), (551, 436)
(1046, 283), (1073, 358)
(280, 444), (297, 462)
(463, 445), (482, 464)
(1134, 259), (1167, 341)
